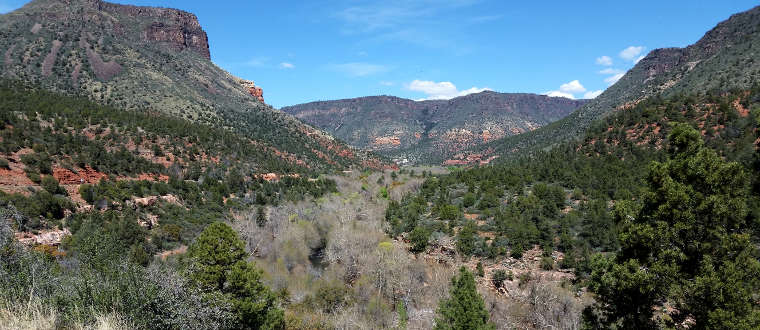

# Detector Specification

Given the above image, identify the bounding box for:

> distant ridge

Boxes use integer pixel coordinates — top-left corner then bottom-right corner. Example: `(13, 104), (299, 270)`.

(0, 0), (392, 171)
(474, 5), (760, 161)
(282, 91), (586, 164)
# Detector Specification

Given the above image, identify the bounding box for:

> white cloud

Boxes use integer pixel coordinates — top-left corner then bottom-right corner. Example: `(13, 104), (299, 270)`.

(596, 56), (613, 66)
(544, 91), (576, 99)
(406, 79), (489, 100)
(583, 90), (603, 99)
(620, 46), (645, 62)
(543, 80), (589, 99)
(604, 73), (625, 85)
(559, 80), (586, 93)
(599, 68), (623, 75)
(379, 81), (394, 86)
(329, 62), (390, 77)
(279, 62), (295, 69)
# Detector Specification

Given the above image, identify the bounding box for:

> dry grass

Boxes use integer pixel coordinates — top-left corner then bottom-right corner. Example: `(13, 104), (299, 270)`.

(0, 301), (56, 330)
(0, 300), (130, 330)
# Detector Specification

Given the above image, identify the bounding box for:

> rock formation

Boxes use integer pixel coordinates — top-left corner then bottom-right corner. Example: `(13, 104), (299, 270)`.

(96, 0), (211, 59)
(237, 78), (265, 103)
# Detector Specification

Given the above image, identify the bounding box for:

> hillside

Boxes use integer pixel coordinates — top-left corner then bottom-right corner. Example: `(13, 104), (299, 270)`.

(282, 92), (585, 164)
(387, 86), (760, 329)
(470, 5), (760, 162)
(0, 0), (390, 172)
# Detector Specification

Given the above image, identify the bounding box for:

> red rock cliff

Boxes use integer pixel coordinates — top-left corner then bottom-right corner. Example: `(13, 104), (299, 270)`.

(94, 0), (211, 59)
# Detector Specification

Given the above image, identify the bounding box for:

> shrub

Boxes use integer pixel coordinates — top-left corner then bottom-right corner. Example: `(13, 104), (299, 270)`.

(510, 244), (524, 259)
(26, 171), (41, 184)
(540, 256), (555, 270)
(456, 221), (477, 256)
(79, 184), (96, 204)
(438, 204), (459, 220)
(397, 301), (408, 329)
(160, 224), (182, 242)
(0, 158), (9, 169)
(492, 269), (508, 288)
(378, 186), (389, 199)
(314, 283), (352, 313)
(409, 226), (430, 253)
(462, 192), (476, 208)
(518, 272), (532, 288)
(41, 176), (66, 195)
(477, 193), (500, 209)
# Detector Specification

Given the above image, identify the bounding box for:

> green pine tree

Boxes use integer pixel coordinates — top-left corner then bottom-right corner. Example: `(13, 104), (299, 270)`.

(256, 206), (267, 227)
(434, 266), (494, 330)
(187, 222), (284, 329)
(585, 124), (760, 329)
(456, 221), (478, 256)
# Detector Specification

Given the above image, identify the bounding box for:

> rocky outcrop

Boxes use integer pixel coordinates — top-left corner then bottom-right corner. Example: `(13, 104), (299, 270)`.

(373, 136), (401, 146)
(53, 166), (107, 184)
(16, 228), (71, 246)
(236, 78), (265, 102)
(95, 0), (211, 59)
(444, 152), (499, 166)
(143, 21), (210, 59)
(129, 194), (180, 208)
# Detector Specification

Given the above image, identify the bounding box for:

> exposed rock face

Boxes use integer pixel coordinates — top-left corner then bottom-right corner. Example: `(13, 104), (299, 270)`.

(96, 0), (211, 59)
(444, 152), (499, 166)
(143, 21), (210, 59)
(53, 166), (107, 184)
(236, 78), (265, 102)
(129, 194), (180, 208)
(16, 228), (71, 246)
(373, 136), (401, 146)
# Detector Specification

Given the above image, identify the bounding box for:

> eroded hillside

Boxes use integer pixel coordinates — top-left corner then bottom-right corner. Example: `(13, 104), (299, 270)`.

(283, 92), (586, 164)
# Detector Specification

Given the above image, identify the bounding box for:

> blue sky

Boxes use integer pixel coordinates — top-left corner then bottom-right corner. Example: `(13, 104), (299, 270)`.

(1, 1), (758, 107)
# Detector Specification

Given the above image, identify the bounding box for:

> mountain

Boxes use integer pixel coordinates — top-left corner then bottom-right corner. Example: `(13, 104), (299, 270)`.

(282, 91), (586, 164)
(472, 5), (760, 162)
(0, 0), (391, 172)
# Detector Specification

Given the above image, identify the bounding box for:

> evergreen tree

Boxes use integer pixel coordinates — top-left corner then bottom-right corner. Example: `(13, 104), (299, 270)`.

(585, 124), (760, 329)
(256, 206), (267, 227)
(434, 266), (494, 330)
(409, 226), (430, 253)
(456, 221), (478, 256)
(187, 222), (284, 329)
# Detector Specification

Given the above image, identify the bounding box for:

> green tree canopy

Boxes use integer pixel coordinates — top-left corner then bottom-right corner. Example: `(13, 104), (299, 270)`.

(586, 123), (760, 329)
(187, 222), (284, 329)
(434, 266), (494, 330)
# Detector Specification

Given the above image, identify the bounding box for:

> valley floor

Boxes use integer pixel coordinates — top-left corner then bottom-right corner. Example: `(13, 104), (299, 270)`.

(238, 167), (589, 329)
